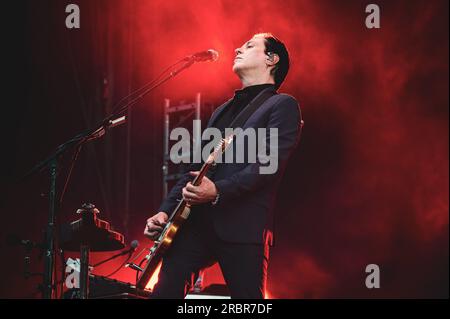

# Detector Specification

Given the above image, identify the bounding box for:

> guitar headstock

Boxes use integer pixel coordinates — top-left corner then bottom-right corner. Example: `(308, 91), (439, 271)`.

(206, 134), (234, 165)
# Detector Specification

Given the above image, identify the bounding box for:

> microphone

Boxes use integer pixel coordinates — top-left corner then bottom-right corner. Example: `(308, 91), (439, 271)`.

(187, 49), (219, 62)
(130, 240), (139, 251)
(120, 240), (139, 255)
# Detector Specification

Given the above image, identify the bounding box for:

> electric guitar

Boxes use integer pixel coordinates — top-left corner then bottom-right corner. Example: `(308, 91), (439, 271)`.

(136, 135), (234, 289)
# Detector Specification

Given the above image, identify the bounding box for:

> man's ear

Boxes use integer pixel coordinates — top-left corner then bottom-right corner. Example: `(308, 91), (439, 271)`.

(266, 52), (280, 66)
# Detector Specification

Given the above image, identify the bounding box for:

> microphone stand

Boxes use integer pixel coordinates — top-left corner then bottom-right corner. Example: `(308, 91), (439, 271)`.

(23, 57), (198, 299)
(92, 248), (135, 268)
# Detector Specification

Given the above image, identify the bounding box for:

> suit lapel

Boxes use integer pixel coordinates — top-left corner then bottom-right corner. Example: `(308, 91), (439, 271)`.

(206, 98), (233, 128)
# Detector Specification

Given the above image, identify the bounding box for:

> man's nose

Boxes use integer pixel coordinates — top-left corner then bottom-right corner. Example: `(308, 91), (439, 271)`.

(235, 48), (242, 55)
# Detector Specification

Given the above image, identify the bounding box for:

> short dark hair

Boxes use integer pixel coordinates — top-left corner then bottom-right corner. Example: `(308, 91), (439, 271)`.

(255, 33), (290, 90)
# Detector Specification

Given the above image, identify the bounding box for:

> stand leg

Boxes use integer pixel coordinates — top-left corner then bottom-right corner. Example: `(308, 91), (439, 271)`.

(43, 159), (57, 299)
(79, 245), (90, 299)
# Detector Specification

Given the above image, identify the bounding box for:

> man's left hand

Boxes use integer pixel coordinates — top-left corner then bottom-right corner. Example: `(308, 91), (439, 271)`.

(182, 171), (218, 205)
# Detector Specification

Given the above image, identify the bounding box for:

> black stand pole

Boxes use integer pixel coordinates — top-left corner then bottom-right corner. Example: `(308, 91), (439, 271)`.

(79, 245), (90, 299)
(23, 56), (199, 299)
(42, 159), (57, 299)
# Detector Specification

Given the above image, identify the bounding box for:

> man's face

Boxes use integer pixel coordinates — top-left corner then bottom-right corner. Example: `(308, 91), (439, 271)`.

(232, 35), (268, 75)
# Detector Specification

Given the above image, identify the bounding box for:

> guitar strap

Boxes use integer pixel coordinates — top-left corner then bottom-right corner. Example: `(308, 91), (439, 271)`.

(207, 87), (278, 179)
(226, 86), (278, 130)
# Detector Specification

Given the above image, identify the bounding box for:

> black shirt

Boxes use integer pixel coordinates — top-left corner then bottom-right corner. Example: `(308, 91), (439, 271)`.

(214, 83), (275, 133)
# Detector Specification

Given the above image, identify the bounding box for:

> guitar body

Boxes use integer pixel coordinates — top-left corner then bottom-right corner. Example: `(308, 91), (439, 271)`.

(136, 203), (191, 289)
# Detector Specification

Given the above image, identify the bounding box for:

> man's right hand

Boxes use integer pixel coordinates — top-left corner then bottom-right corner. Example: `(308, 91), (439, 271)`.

(144, 212), (168, 240)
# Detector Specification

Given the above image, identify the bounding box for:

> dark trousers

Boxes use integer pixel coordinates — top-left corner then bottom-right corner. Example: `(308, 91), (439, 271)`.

(150, 213), (269, 299)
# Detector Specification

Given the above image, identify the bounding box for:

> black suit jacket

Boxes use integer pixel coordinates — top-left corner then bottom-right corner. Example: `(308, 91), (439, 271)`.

(159, 88), (302, 246)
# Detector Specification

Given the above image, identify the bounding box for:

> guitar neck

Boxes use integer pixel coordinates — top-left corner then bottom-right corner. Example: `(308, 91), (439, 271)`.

(168, 161), (212, 221)
(192, 161), (212, 186)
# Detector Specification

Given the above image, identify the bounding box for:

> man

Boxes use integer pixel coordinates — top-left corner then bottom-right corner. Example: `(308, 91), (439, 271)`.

(144, 33), (302, 298)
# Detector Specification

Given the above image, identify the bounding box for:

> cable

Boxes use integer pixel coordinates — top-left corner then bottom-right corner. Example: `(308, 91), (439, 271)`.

(136, 256), (150, 286)
(110, 57), (188, 115)
(129, 247), (148, 264)
(109, 58), (195, 119)
(59, 143), (83, 204)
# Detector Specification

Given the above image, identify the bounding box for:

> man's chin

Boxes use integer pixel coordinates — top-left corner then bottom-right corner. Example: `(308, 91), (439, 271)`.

(232, 63), (243, 74)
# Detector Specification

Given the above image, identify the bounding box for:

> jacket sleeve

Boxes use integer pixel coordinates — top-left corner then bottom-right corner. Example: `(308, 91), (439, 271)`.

(213, 95), (301, 206)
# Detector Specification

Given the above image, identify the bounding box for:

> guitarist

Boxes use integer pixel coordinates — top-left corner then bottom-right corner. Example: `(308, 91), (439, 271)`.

(144, 33), (302, 299)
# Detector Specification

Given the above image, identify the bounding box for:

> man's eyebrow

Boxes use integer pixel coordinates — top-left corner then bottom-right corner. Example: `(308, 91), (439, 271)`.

(246, 41), (255, 46)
